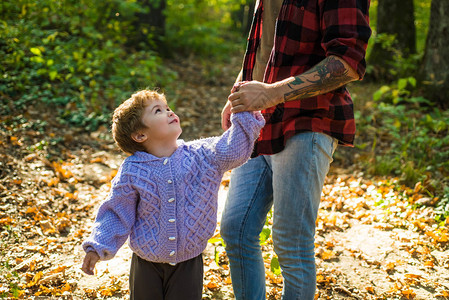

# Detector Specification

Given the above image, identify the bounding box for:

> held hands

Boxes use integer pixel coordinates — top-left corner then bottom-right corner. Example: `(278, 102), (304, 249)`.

(228, 81), (283, 113)
(221, 80), (282, 131)
(221, 80), (281, 131)
(82, 251), (100, 275)
(221, 81), (245, 131)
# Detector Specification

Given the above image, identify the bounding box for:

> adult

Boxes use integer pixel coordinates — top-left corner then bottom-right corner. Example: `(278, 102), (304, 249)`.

(220, 0), (371, 299)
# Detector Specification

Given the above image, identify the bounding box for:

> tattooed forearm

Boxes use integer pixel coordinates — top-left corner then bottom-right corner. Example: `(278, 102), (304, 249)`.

(287, 76), (305, 89)
(283, 56), (355, 102)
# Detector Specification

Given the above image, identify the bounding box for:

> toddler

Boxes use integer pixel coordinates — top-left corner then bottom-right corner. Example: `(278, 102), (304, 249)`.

(81, 89), (265, 299)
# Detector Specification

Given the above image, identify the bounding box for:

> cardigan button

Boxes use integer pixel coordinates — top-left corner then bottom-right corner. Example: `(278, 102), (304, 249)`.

(169, 251), (175, 256)
(168, 198), (175, 203)
(169, 219), (175, 223)
(167, 179), (173, 184)
(163, 158), (168, 165)
(169, 237), (176, 240)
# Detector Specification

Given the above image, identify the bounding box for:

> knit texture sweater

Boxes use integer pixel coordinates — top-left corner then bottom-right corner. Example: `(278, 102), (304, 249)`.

(82, 111), (265, 264)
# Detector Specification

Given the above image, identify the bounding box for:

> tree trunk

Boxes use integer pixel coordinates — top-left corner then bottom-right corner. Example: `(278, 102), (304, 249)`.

(368, 0), (416, 81)
(132, 0), (166, 50)
(420, 0), (449, 107)
(232, 1), (256, 38)
(242, 1), (255, 37)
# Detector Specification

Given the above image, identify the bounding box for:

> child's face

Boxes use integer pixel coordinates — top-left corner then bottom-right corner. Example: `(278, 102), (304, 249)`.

(140, 99), (182, 143)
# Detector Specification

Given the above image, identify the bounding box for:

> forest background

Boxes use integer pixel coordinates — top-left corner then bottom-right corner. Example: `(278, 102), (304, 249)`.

(1, 0), (448, 299)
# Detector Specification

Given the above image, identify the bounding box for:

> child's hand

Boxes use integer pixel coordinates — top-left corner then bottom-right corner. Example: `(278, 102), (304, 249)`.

(82, 251), (100, 275)
(231, 81), (248, 93)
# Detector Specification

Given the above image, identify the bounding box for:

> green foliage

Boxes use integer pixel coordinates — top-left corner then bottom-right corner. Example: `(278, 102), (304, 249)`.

(1, 0), (177, 130)
(259, 226), (271, 245)
(435, 188), (449, 222)
(260, 209), (273, 245)
(366, 32), (423, 80)
(270, 256), (281, 276)
(357, 79), (449, 218)
(165, 0), (243, 58)
(1, 0), (243, 131)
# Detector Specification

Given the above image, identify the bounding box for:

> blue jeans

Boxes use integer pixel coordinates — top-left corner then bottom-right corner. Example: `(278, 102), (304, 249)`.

(221, 132), (337, 300)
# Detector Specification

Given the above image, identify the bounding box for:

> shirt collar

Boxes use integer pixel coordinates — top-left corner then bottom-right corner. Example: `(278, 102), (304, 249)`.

(126, 140), (186, 162)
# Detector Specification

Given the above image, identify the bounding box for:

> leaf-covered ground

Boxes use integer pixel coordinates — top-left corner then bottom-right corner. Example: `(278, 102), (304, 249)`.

(1, 55), (448, 299)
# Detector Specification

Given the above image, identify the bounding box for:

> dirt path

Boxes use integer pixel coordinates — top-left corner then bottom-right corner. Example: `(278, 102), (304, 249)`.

(49, 161), (449, 299)
(315, 171), (449, 299)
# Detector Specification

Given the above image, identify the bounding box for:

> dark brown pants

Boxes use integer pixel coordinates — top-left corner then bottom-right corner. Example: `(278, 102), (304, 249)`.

(129, 253), (203, 300)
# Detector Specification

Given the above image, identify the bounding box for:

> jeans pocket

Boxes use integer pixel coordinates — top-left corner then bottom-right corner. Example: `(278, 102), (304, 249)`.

(312, 133), (337, 162)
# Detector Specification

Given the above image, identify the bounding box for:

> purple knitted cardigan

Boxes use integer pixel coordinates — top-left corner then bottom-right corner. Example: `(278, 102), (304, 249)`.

(82, 111), (265, 264)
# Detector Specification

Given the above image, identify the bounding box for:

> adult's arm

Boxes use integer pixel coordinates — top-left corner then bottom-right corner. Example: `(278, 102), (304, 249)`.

(228, 55), (358, 113)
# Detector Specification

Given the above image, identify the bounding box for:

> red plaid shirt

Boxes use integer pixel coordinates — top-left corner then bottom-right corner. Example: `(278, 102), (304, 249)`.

(244, 0), (371, 156)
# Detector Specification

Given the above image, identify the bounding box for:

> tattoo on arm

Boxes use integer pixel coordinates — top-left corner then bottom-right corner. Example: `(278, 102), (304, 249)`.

(287, 77), (305, 89)
(284, 56), (354, 102)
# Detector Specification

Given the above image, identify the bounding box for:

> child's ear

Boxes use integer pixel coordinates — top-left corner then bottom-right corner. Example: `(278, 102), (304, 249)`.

(131, 131), (147, 143)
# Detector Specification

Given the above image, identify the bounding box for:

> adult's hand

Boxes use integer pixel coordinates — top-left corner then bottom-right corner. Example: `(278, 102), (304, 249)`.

(228, 81), (283, 113)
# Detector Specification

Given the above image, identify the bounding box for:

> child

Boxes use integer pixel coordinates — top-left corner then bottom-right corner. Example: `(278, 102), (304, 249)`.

(81, 89), (265, 299)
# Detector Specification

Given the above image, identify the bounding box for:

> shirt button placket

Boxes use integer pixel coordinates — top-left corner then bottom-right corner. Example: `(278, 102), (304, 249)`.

(164, 157), (177, 263)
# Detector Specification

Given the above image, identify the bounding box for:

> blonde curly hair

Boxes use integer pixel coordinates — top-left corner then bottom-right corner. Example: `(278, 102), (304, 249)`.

(112, 90), (167, 154)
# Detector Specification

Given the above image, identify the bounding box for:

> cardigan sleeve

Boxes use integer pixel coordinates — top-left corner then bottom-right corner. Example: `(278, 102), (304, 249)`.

(82, 164), (138, 260)
(209, 111), (265, 172)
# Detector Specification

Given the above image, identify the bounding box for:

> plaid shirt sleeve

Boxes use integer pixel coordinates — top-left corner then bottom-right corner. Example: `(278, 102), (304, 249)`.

(320, 0), (372, 79)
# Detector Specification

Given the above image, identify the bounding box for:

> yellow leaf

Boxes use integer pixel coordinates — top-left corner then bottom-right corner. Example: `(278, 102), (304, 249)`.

(90, 157), (104, 163)
(0, 216), (13, 225)
(47, 177), (60, 187)
(30, 47), (42, 56)
(365, 286), (375, 294)
(404, 274), (422, 280)
(436, 290), (449, 297)
(401, 288), (416, 299)
(100, 288), (113, 296)
(316, 274), (329, 284)
(436, 231), (448, 243)
(61, 282), (71, 292)
(423, 260), (434, 267)
(206, 278), (219, 290)
(10, 136), (22, 146)
(29, 260), (37, 271)
(384, 261), (395, 272)
(65, 192), (78, 200)
(26, 207), (37, 214)
(50, 265), (67, 274)
(27, 271), (43, 287)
